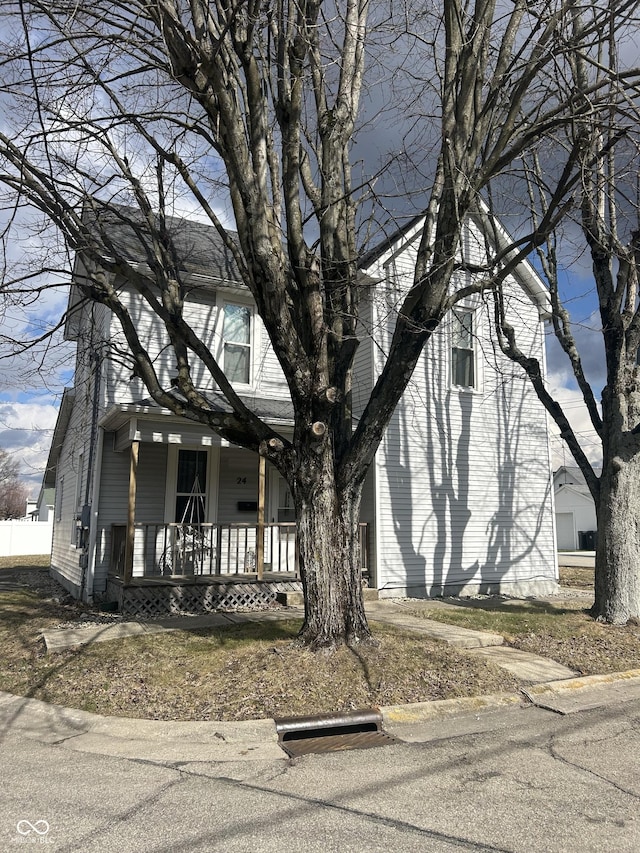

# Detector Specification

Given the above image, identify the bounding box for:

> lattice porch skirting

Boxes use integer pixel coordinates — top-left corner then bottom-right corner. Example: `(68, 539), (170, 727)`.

(105, 577), (303, 618)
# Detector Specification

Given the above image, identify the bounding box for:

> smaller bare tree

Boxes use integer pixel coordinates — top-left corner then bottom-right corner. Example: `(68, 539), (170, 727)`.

(0, 448), (29, 519)
(490, 5), (640, 624)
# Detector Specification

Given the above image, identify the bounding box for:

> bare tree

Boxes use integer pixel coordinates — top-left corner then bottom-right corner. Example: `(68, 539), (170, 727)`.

(489, 4), (640, 624)
(0, 448), (29, 519)
(0, 1), (638, 645)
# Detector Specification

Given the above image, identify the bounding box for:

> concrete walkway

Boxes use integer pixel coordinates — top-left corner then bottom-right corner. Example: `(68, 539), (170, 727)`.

(557, 550), (595, 567)
(42, 598), (578, 684)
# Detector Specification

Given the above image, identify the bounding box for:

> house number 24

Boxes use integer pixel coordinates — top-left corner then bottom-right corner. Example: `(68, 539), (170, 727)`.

(236, 477), (247, 485)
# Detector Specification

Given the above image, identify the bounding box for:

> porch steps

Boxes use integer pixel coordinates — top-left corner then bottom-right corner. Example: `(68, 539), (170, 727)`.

(276, 588), (379, 607)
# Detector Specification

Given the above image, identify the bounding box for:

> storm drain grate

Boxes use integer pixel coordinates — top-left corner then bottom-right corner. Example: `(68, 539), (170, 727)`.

(274, 709), (399, 757)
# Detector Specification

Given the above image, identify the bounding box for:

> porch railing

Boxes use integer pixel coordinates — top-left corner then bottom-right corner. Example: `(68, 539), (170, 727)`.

(110, 521), (369, 582)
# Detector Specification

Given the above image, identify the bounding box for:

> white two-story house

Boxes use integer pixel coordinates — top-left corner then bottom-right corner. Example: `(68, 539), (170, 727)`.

(46, 210), (558, 616)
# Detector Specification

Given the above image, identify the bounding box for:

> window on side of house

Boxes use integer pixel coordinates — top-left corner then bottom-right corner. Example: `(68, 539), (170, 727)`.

(55, 475), (64, 523)
(451, 309), (475, 389)
(72, 453), (84, 545)
(223, 303), (252, 384)
(175, 449), (208, 524)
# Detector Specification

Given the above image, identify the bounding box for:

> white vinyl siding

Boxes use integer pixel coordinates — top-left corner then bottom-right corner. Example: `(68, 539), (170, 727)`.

(352, 291), (374, 419)
(105, 284), (289, 404)
(217, 447), (260, 524)
(371, 218), (557, 597)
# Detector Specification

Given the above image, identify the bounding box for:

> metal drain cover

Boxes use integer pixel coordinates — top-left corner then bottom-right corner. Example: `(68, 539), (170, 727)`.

(275, 709), (399, 757)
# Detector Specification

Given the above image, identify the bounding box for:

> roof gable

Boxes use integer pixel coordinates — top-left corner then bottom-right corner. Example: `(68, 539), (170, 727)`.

(359, 207), (550, 318)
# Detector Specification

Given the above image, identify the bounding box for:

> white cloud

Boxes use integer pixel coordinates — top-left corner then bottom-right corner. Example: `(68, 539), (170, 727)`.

(545, 374), (602, 471)
(0, 400), (59, 493)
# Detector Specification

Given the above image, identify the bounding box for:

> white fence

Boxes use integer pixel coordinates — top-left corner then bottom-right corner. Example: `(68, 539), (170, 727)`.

(0, 520), (53, 557)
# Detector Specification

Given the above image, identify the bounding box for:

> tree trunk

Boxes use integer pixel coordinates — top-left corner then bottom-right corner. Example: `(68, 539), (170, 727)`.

(593, 448), (640, 624)
(291, 442), (372, 650)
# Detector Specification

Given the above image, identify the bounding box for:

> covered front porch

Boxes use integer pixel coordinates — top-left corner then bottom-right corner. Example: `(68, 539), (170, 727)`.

(106, 520), (370, 616)
(99, 401), (373, 616)
(109, 520), (370, 581)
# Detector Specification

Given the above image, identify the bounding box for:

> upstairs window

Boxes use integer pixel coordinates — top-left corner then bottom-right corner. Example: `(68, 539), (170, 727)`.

(451, 310), (475, 389)
(223, 303), (251, 384)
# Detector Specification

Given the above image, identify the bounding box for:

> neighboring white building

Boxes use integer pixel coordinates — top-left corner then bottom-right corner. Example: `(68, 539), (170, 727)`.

(553, 466), (598, 550)
(23, 499), (38, 520)
(44, 209), (558, 614)
(33, 487), (56, 523)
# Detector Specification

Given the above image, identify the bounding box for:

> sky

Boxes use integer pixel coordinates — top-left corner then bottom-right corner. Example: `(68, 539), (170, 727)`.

(0, 221), (73, 495)
(0, 1), (617, 498)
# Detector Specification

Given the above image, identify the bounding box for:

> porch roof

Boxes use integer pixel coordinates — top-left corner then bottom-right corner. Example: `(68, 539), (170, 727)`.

(100, 393), (294, 448)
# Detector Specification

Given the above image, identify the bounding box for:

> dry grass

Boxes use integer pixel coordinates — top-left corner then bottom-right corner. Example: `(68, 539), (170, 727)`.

(3, 557), (638, 721)
(403, 567), (640, 677)
(0, 558), (517, 721)
(558, 565), (595, 589)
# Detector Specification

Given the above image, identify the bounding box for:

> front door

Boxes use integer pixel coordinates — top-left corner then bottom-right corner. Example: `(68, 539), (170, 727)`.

(267, 471), (296, 572)
(163, 446), (216, 575)
(174, 449), (208, 523)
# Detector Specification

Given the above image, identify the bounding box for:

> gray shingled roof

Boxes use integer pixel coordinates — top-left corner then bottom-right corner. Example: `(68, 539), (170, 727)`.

(85, 204), (242, 283)
(133, 390), (294, 424)
(86, 202), (395, 279)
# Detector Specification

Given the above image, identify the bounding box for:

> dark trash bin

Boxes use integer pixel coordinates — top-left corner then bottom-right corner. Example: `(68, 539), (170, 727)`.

(578, 530), (597, 550)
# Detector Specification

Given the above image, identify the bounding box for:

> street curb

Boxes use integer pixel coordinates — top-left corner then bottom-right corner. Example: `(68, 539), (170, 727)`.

(381, 692), (524, 724)
(522, 668), (640, 699)
(383, 668), (640, 726)
(0, 691), (283, 762)
(4, 669), (640, 761)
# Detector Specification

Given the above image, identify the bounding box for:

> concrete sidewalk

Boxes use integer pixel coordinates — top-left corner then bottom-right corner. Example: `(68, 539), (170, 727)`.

(42, 598), (579, 684)
(557, 550), (595, 567)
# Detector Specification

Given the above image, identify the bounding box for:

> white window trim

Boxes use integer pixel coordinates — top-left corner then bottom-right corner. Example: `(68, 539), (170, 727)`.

(217, 296), (259, 390)
(164, 445), (219, 524)
(450, 307), (482, 393)
(55, 475), (64, 523)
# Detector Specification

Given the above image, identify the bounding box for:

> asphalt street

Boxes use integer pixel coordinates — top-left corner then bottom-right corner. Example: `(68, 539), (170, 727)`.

(2, 692), (639, 853)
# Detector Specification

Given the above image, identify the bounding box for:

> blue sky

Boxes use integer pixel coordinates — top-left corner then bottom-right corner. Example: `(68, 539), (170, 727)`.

(0, 259), (71, 494)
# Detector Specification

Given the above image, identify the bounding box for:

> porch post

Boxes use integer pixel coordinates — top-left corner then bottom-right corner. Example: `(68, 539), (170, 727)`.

(123, 439), (139, 586)
(256, 454), (265, 580)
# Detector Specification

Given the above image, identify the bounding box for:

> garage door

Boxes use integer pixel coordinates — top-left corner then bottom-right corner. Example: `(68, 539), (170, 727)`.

(556, 512), (575, 550)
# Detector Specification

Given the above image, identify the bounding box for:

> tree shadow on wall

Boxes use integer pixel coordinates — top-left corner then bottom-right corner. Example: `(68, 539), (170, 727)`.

(387, 346), (552, 598)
